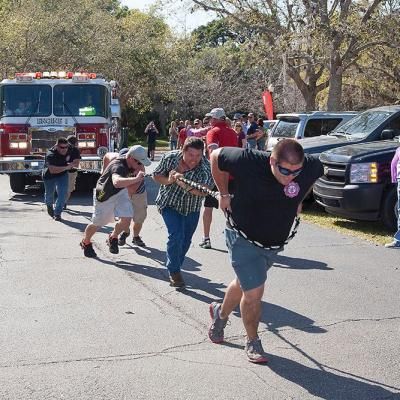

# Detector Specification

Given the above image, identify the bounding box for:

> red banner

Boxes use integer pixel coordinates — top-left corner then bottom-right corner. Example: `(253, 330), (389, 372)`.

(262, 90), (274, 120)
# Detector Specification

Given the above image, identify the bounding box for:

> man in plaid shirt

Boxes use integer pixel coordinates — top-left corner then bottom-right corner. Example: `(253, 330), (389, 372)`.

(153, 137), (214, 287)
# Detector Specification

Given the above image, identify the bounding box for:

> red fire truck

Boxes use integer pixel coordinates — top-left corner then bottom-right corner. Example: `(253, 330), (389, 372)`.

(0, 71), (121, 192)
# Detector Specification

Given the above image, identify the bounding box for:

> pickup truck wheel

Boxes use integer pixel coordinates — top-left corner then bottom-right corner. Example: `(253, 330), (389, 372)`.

(381, 187), (398, 231)
(9, 174), (26, 193)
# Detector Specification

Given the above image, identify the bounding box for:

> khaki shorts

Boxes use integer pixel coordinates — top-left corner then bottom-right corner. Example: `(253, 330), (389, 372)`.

(68, 171), (78, 194)
(131, 191), (148, 224)
(92, 188), (133, 227)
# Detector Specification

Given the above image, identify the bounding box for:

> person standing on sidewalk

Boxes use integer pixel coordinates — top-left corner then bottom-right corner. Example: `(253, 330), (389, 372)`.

(80, 146), (150, 258)
(199, 108), (238, 250)
(169, 121), (178, 150)
(207, 139), (323, 363)
(43, 137), (79, 221)
(385, 146), (400, 249)
(153, 137), (213, 287)
(145, 121), (159, 161)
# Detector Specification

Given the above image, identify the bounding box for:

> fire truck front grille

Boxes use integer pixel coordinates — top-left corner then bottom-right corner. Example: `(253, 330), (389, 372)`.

(30, 127), (75, 153)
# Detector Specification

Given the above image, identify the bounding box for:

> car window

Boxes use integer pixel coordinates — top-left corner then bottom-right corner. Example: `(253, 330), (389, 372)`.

(387, 115), (400, 130)
(337, 110), (392, 139)
(272, 118), (299, 138)
(304, 118), (342, 138)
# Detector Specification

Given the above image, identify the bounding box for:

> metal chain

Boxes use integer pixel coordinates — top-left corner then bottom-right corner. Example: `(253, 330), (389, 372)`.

(226, 212), (301, 251)
(145, 173), (301, 251)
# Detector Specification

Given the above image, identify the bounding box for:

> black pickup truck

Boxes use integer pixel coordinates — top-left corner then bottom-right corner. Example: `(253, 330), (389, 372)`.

(300, 105), (400, 156)
(313, 139), (399, 230)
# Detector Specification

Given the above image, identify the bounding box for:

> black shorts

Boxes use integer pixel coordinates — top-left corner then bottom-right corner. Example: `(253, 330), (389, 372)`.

(204, 181), (235, 209)
(148, 141), (156, 151)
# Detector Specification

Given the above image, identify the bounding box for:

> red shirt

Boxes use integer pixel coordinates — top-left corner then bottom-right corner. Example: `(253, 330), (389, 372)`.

(178, 128), (187, 142)
(206, 121), (238, 149)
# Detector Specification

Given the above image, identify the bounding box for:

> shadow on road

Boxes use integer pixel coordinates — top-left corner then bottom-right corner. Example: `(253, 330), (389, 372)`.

(268, 354), (400, 400)
(274, 254), (331, 270)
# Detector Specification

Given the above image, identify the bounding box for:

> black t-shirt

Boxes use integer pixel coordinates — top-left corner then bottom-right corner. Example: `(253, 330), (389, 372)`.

(146, 128), (157, 143)
(68, 146), (81, 173)
(42, 148), (70, 180)
(218, 147), (323, 246)
(95, 158), (131, 202)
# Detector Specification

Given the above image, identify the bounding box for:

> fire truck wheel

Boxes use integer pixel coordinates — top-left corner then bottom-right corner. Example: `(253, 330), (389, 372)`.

(9, 174), (26, 193)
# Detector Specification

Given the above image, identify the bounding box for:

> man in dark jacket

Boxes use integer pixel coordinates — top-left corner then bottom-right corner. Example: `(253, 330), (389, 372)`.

(42, 137), (78, 221)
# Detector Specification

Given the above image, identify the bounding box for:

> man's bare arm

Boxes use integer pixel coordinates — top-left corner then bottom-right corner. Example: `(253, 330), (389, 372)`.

(112, 172), (145, 188)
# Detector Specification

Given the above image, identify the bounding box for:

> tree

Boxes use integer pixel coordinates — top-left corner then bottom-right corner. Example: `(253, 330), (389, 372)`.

(189, 0), (397, 110)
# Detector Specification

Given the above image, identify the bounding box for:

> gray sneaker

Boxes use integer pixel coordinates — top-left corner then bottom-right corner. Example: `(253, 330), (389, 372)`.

(199, 238), (211, 249)
(245, 337), (268, 363)
(208, 302), (228, 343)
(385, 240), (400, 249)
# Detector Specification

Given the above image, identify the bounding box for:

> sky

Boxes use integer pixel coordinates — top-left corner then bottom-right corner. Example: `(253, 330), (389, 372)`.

(120, 0), (216, 33)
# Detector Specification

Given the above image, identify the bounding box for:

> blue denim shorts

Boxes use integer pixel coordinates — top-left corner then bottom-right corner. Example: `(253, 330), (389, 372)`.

(225, 227), (280, 291)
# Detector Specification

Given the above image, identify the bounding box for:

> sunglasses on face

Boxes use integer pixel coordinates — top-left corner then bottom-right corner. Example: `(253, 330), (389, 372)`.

(277, 164), (303, 177)
(58, 145), (68, 150)
(135, 160), (142, 165)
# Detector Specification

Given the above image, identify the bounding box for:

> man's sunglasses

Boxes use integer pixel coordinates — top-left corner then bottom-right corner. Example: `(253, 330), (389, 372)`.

(58, 145), (68, 150)
(277, 164), (302, 177)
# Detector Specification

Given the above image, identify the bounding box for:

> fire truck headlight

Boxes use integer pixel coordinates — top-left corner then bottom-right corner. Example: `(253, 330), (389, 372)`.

(87, 141), (96, 148)
(10, 143), (18, 149)
(78, 141), (86, 148)
(18, 142), (28, 149)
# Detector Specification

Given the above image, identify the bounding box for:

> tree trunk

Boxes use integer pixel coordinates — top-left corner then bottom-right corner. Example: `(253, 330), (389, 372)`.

(327, 54), (343, 111)
(285, 59), (318, 111)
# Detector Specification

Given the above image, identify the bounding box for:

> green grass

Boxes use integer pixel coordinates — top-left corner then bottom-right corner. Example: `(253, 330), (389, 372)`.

(302, 202), (393, 246)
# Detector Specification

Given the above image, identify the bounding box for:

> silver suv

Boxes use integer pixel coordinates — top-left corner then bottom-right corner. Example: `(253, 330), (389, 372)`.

(266, 111), (358, 151)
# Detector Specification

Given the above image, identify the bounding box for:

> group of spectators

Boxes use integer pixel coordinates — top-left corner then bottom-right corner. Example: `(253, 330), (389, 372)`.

(168, 112), (273, 152)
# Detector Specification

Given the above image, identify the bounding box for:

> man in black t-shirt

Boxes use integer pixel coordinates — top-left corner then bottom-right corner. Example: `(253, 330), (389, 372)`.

(64, 135), (81, 209)
(43, 137), (79, 221)
(80, 145), (150, 258)
(207, 139), (323, 363)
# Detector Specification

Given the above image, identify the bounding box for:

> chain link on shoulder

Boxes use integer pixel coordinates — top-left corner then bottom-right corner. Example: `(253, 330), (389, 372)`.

(226, 211), (300, 251)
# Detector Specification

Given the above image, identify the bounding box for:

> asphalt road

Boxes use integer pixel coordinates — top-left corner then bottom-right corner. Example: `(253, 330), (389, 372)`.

(0, 160), (399, 400)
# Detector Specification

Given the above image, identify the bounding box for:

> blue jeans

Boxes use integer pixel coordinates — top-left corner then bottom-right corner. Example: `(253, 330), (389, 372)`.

(161, 207), (200, 274)
(44, 173), (68, 216)
(170, 140), (177, 150)
(257, 138), (266, 151)
(394, 181), (400, 243)
(247, 139), (257, 149)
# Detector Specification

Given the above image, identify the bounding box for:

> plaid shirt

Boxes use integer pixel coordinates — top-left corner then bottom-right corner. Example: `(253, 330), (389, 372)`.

(154, 150), (214, 215)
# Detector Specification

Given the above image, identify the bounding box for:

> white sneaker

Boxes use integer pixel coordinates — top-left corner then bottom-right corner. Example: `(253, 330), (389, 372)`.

(384, 240), (400, 249)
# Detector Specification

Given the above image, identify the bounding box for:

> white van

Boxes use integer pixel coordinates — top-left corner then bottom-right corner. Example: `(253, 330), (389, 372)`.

(266, 111), (358, 151)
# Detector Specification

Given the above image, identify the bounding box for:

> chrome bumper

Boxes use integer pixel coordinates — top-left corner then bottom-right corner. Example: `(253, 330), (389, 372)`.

(0, 156), (102, 174)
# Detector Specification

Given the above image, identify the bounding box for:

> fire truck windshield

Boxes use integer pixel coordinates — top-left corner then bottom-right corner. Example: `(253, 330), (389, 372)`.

(0, 84), (52, 117)
(53, 84), (107, 117)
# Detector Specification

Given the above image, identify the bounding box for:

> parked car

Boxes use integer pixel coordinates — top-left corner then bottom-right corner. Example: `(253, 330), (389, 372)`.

(299, 105), (400, 156)
(266, 111), (358, 151)
(314, 138), (400, 231)
(263, 119), (278, 131)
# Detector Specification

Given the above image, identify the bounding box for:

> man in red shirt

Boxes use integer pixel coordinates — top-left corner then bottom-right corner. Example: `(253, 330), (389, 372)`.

(199, 108), (238, 249)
